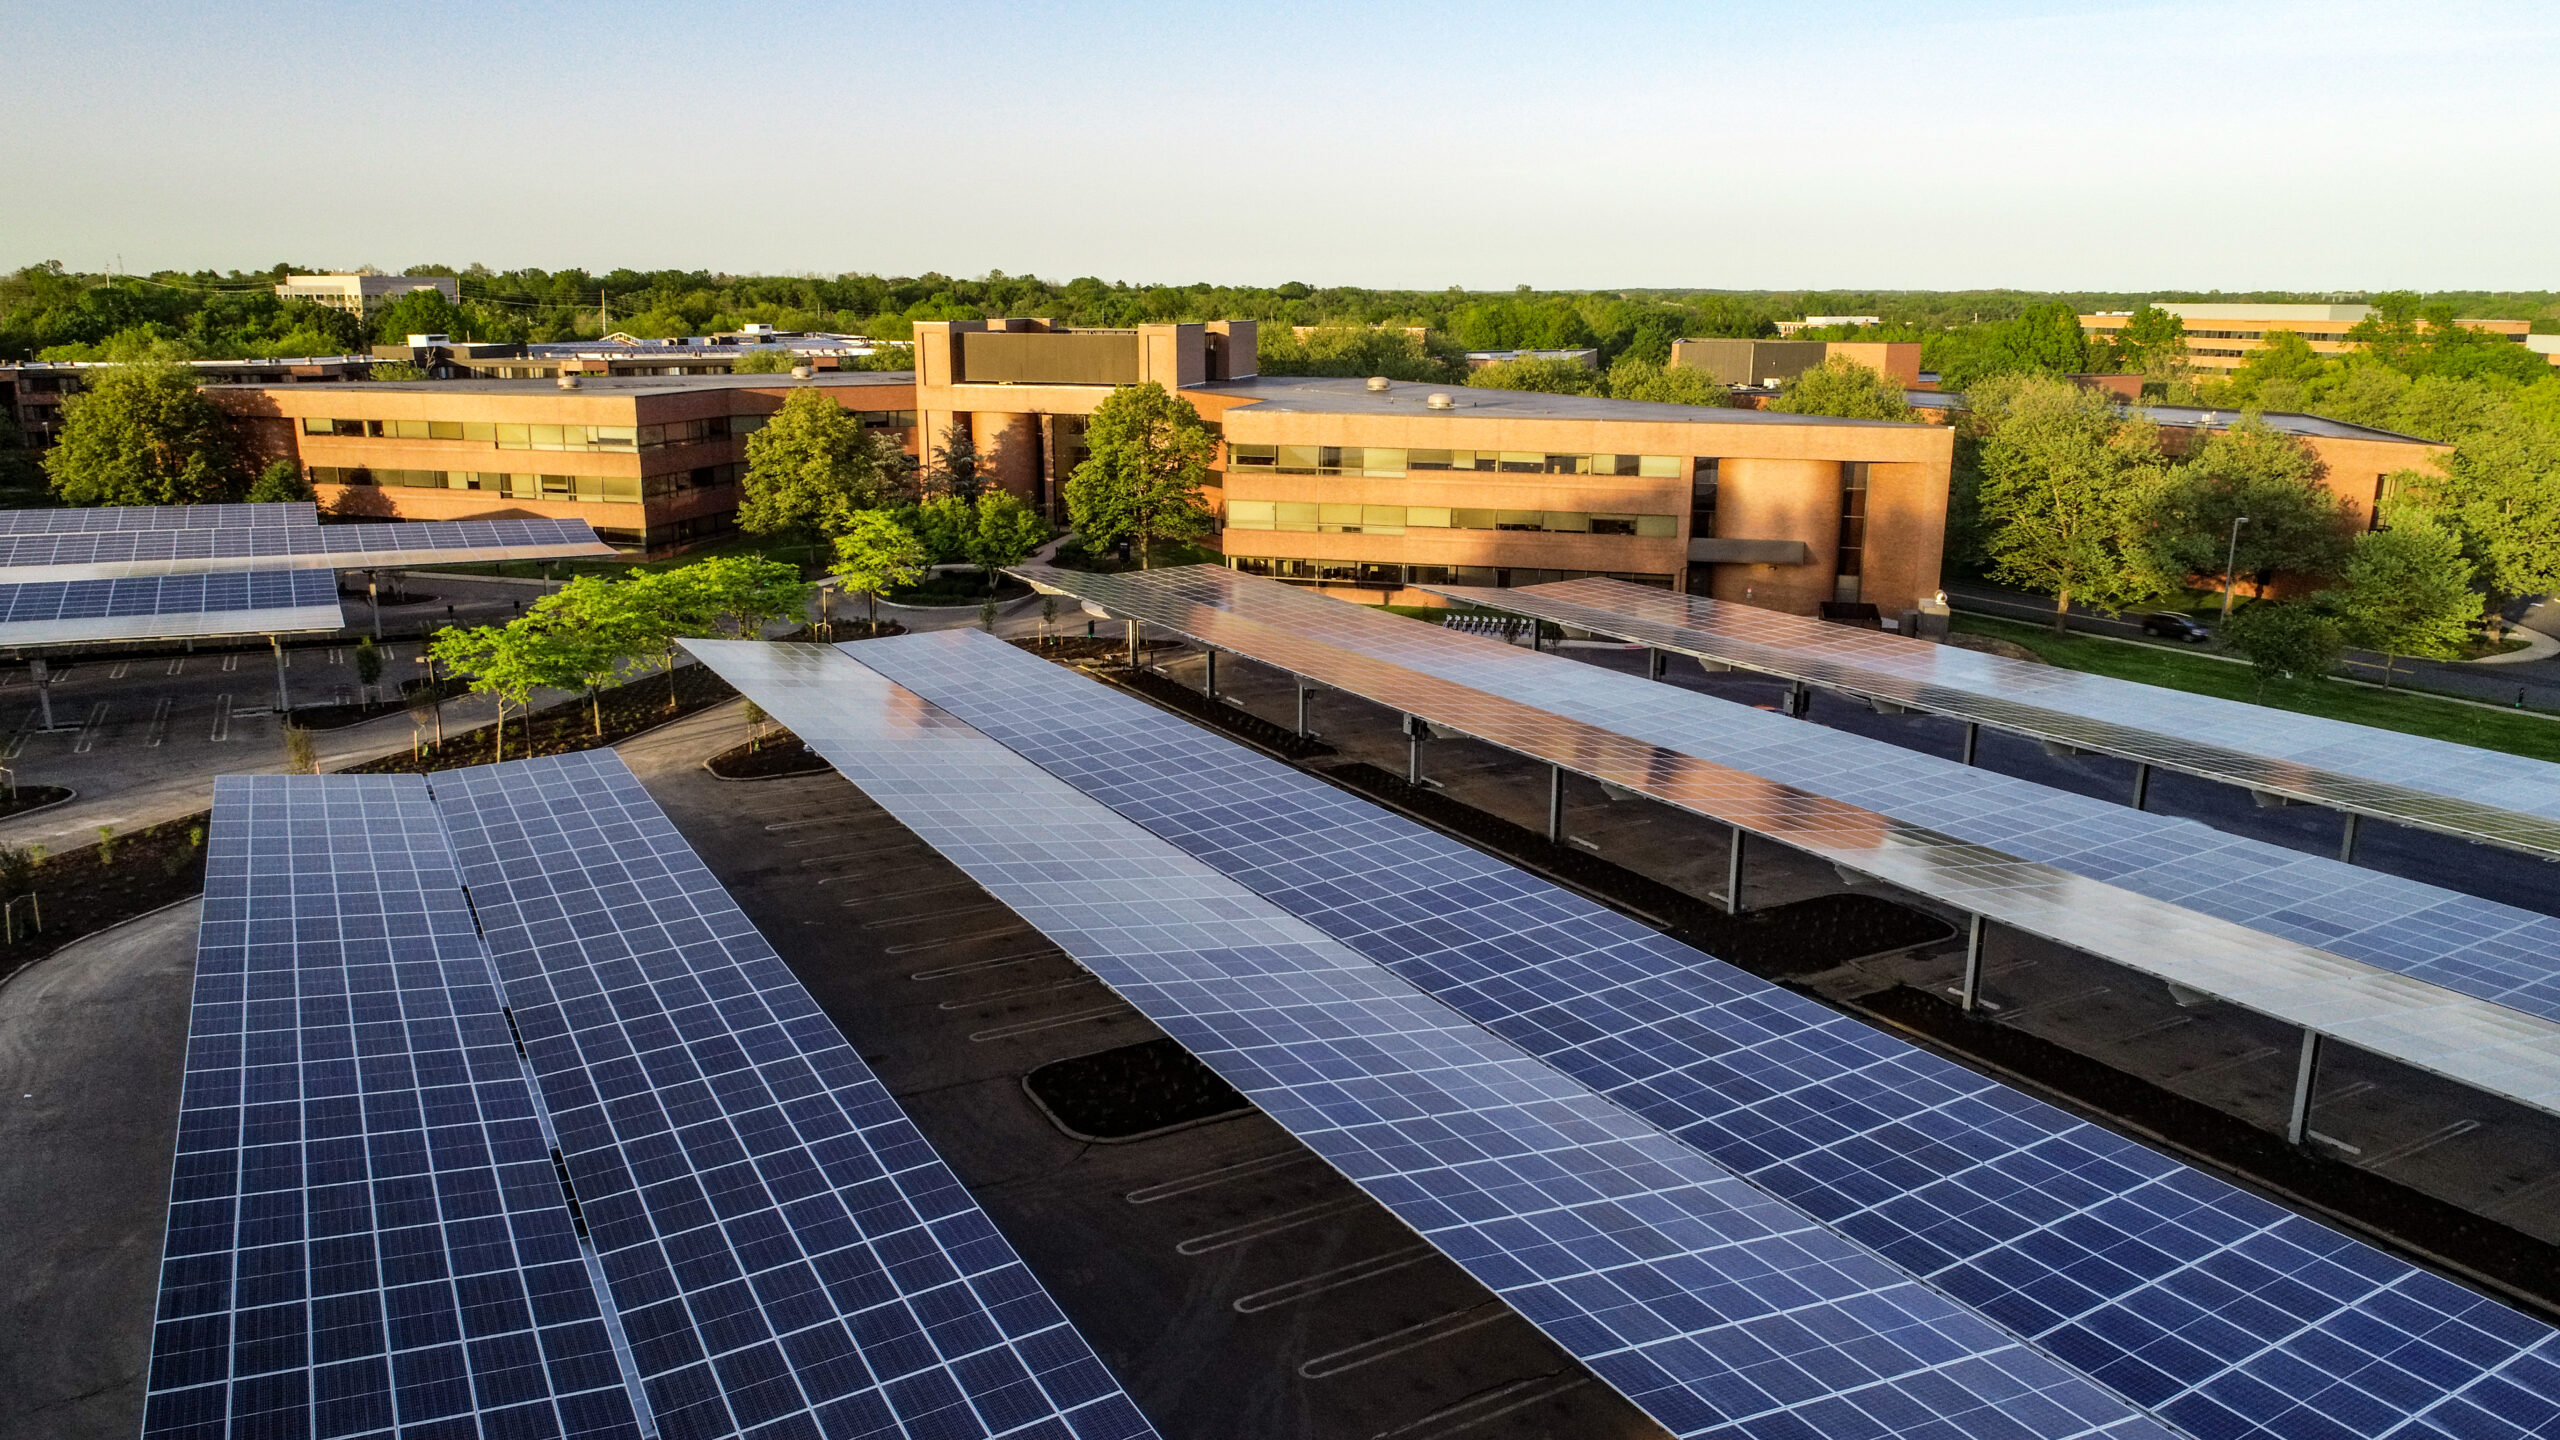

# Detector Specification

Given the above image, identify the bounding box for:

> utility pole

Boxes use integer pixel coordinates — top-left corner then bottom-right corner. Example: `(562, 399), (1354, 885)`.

(2220, 516), (2251, 624)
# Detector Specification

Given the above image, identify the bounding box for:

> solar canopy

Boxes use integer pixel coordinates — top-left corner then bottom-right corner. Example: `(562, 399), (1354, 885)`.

(818, 625), (2560, 1440)
(147, 756), (1157, 1440)
(0, 502), (316, 535)
(0, 569), (344, 646)
(683, 637), (2180, 1440)
(0, 516), (614, 581)
(1430, 578), (2560, 863)
(1011, 564), (2560, 1119)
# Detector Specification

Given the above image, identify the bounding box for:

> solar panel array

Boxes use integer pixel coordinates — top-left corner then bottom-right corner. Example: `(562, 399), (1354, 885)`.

(682, 638), (2178, 1440)
(146, 774), (647, 1440)
(429, 751), (1159, 1440)
(0, 516), (613, 582)
(0, 502), (316, 535)
(831, 627), (2560, 1440)
(1010, 565), (2560, 1117)
(1435, 578), (2560, 861)
(0, 569), (343, 646)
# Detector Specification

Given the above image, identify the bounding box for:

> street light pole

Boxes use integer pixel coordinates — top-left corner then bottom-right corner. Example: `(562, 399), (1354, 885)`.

(2220, 516), (2251, 624)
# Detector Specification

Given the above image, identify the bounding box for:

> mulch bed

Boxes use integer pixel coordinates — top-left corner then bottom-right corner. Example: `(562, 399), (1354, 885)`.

(0, 812), (208, 987)
(1024, 1038), (1253, 1141)
(292, 676), (472, 732)
(781, 620), (906, 643)
(1109, 665), (1338, 761)
(0, 785), (75, 820)
(343, 665), (738, 776)
(1009, 636), (1181, 665)
(707, 733), (834, 780)
(1861, 984), (2560, 1319)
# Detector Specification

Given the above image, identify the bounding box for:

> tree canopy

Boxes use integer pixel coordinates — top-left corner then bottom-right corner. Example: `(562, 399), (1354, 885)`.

(831, 509), (929, 621)
(2150, 417), (2355, 595)
(245, 456), (315, 504)
(1064, 383), (1218, 568)
(43, 363), (239, 506)
(2335, 511), (2480, 686)
(737, 387), (895, 537)
(1970, 375), (2174, 625)
(1768, 357), (1915, 421)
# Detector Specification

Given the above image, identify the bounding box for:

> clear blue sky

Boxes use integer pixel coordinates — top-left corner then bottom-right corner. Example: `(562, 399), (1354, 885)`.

(6, 0), (2555, 291)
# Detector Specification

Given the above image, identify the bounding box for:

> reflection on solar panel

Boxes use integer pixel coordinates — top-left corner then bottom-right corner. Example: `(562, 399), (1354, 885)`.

(147, 775), (646, 1440)
(836, 628), (2560, 1440)
(0, 568), (343, 646)
(0, 502), (316, 535)
(683, 639), (2177, 1440)
(429, 751), (1159, 1440)
(1436, 578), (2560, 862)
(0, 517), (614, 581)
(1011, 564), (2560, 1119)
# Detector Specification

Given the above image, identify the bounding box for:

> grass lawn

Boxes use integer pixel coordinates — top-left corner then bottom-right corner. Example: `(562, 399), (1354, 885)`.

(1957, 615), (2560, 763)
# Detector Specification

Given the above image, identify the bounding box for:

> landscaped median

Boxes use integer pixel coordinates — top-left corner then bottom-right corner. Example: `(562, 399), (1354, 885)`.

(1956, 614), (2560, 762)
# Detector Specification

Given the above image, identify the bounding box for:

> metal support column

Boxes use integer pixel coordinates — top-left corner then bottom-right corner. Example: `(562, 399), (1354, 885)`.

(1294, 678), (1311, 737)
(271, 635), (290, 713)
(2130, 762), (2151, 811)
(368, 571), (383, 639)
(1203, 648), (1216, 699)
(1961, 721), (1979, 766)
(1724, 825), (1746, 916)
(2287, 1030), (2325, 1146)
(1959, 915), (1987, 1013)
(1546, 765), (1564, 844)
(29, 657), (50, 731)
(1648, 648), (1666, 681)
(1406, 723), (1423, 786)
(1125, 618), (1139, 669)
(1787, 681), (1810, 718)
(2337, 812), (2361, 865)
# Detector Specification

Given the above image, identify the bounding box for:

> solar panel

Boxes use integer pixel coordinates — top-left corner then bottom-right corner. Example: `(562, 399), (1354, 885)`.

(1432, 578), (2560, 862)
(0, 518), (615, 582)
(426, 751), (1160, 1440)
(146, 774), (647, 1440)
(0, 568), (344, 646)
(682, 638), (2178, 1440)
(1010, 565), (2560, 1119)
(0, 502), (317, 536)
(832, 627), (2560, 1440)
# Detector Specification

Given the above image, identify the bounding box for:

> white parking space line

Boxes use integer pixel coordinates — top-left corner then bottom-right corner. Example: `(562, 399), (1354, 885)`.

(862, 905), (1004, 931)
(966, 1004), (1134, 1042)
(108, 661), (129, 680)
(165, 656), (185, 676)
(1297, 1304), (1516, 1380)
(72, 702), (108, 754)
(1375, 1374), (1591, 1440)
(144, 697), (170, 747)
(1126, 1152), (1317, 1205)
(1175, 1195), (1368, 1256)
(209, 694), (233, 743)
(1231, 1245), (1435, 1314)
(2, 709), (31, 760)
(887, 925), (1030, 955)
(221, 653), (238, 672)
(909, 949), (1060, 981)
(937, 975), (1098, 1012)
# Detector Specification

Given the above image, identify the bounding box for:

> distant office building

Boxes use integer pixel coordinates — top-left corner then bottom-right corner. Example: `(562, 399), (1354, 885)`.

(1671, 338), (1923, 389)
(1, 356), (377, 445)
(2528, 334), (2560, 366)
(376, 329), (883, 381)
(1463, 348), (1600, 370)
(206, 371), (919, 553)
(2078, 303), (2537, 374)
(273, 273), (460, 314)
(1774, 315), (1883, 335)
(911, 319), (1953, 617)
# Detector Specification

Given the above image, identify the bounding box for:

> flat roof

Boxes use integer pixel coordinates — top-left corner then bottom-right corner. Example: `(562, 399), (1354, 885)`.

(225, 370), (916, 397)
(1191, 374), (1928, 428)
(1901, 390), (2436, 443)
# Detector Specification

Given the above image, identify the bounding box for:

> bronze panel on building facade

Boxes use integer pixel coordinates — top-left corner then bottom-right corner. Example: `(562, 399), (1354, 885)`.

(956, 331), (1141, 385)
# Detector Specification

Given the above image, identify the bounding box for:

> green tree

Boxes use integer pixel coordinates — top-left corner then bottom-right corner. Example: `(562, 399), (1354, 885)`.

(246, 456), (315, 504)
(968, 492), (1052, 587)
(618, 567), (718, 711)
(1973, 375), (2174, 628)
(354, 635), (384, 699)
(1603, 358), (1731, 407)
(2102, 305), (2188, 388)
(2423, 408), (2560, 603)
(2336, 510), (2479, 687)
(1933, 302), (2091, 390)
(2151, 417), (2355, 597)
(429, 623), (551, 761)
(924, 421), (981, 501)
(43, 363), (239, 506)
(370, 287), (472, 344)
(2219, 600), (2345, 695)
(367, 360), (429, 381)
(831, 509), (929, 623)
(1256, 325), (1461, 383)
(909, 494), (974, 564)
(1769, 357), (1915, 421)
(1464, 357), (1601, 396)
(730, 349), (796, 373)
(738, 387), (892, 537)
(1064, 382), (1217, 568)
(692, 554), (808, 637)
(524, 576), (648, 734)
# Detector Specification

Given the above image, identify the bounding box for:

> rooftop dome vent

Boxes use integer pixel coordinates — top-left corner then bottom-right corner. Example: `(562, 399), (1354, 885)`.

(557, 374), (582, 390)
(1425, 391), (1454, 409)
(1365, 375), (1390, 391)
(791, 364), (814, 379)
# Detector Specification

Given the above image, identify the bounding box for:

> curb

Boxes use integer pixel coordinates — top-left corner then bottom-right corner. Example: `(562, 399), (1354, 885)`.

(0, 892), (202, 1002)
(0, 787), (79, 827)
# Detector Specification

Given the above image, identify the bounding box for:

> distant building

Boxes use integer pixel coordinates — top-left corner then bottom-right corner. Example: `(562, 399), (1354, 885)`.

(2077, 303), (2536, 375)
(1670, 338), (1922, 389)
(1463, 348), (1599, 370)
(273, 273), (459, 314)
(2528, 334), (2560, 366)
(1774, 315), (1883, 335)
(1, 356), (377, 445)
(375, 331), (883, 381)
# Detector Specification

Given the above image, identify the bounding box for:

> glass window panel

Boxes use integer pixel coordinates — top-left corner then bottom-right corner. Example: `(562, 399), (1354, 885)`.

(1407, 565), (1452, 585)
(1320, 447), (1349, 473)
(636, 424), (666, 448)
(730, 414), (766, 435)
(1226, 500), (1276, 530)
(506, 473), (540, 498)
(1361, 448), (1406, 474)
(1549, 454), (1590, 474)
(1407, 449), (1454, 470)
(1497, 451), (1543, 472)
(1636, 514), (1678, 538)
(574, 475), (604, 502)
(1317, 503), (1364, 531)
(1638, 454), (1681, 477)
(1277, 444), (1322, 473)
(1275, 501), (1319, 532)
(495, 424), (529, 449)
(1452, 508), (1497, 530)
(1406, 506), (1451, 529)
(390, 419), (427, 439)
(301, 417), (333, 434)
(333, 419), (366, 436)
(528, 424), (565, 450)
(427, 420), (463, 440)
(1543, 511), (1590, 532)
(1229, 443), (1276, 467)
(463, 421), (495, 443)
(1590, 514), (1638, 536)
(1360, 505), (1405, 534)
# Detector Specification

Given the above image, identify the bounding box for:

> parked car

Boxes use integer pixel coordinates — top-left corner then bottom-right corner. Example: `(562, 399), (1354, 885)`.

(2140, 612), (2213, 642)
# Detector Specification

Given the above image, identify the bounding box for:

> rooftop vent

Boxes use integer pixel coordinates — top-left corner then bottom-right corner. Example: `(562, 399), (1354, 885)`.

(791, 364), (813, 380)
(557, 374), (582, 390)
(1425, 392), (1454, 410)
(1365, 375), (1390, 391)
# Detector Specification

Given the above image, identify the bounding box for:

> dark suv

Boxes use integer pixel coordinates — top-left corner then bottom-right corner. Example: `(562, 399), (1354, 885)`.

(2141, 612), (2213, 642)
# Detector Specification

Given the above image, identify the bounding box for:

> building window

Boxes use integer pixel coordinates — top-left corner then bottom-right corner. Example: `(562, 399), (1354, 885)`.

(1833, 461), (1867, 604)
(1689, 459), (1718, 539)
(1226, 445), (1681, 477)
